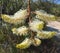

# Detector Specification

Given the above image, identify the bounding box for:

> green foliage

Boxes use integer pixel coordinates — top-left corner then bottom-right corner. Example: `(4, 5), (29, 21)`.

(0, 0), (23, 14)
(0, 30), (5, 42)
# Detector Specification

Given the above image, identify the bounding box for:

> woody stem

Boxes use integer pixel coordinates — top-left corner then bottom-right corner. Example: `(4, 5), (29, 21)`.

(27, 0), (35, 39)
(27, 0), (31, 21)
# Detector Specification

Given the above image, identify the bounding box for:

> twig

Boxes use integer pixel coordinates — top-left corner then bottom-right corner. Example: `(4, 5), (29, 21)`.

(27, 0), (31, 21)
(27, 0), (35, 39)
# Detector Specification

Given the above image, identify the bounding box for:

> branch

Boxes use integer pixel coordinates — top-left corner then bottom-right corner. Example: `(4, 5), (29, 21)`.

(27, 0), (35, 39)
(27, 0), (31, 21)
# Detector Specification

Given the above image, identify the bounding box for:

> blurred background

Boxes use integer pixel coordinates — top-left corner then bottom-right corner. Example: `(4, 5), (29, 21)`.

(0, 0), (60, 53)
(0, 0), (60, 16)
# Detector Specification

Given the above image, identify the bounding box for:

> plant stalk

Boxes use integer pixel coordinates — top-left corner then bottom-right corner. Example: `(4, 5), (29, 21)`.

(27, 0), (35, 39)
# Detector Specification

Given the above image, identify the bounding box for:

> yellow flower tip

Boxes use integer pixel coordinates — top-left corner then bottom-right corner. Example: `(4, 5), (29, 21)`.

(16, 44), (21, 48)
(16, 44), (26, 49)
(1, 14), (5, 18)
(16, 44), (25, 49)
(1, 14), (11, 22)
(51, 31), (57, 35)
(16, 44), (19, 48)
(35, 39), (41, 46)
(16, 44), (24, 49)
(12, 28), (16, 32)
(36, 22), (44, 30)
(1, 14), (7, 18)
(15, 38), (32, 49)
(12, 28), (17, 34)
(32, 38), (41, 46)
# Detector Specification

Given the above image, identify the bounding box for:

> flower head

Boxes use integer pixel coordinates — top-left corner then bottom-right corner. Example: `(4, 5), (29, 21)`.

(12, 26), (29, 36)
(29, 19), (44, 32)
(37, 31), (57, 39)
(16, 38), (32, 49)
(1, 9), (28, 24)
(35, 10), (56, 22)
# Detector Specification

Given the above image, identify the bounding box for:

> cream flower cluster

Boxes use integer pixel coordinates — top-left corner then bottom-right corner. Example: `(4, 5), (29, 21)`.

(1, 9), (28, 24)
(16, 38), (32, 49)
(1, 9), (57, 49)
(35, 10), (56, 22)
(12, 26), (28, 36)
(11, 17), (56, 49)
(37, 31), (57, 39)
(16, 37), (41, 49)
(29, 19), (44, 32)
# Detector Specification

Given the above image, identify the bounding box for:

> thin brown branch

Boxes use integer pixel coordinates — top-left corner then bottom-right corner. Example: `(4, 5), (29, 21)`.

(27, 0), (31, 21)
(27, 0), (35, 39)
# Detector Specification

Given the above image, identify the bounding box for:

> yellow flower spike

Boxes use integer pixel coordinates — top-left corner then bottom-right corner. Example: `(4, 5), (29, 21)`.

(16, 38), (32, 49)
(12, 28), (18, 34)
(1, 14), (11, 22)
(1, 9), (28, 24)
(37, 31), (57, 39)
(32, 38), (41, 46)
(48, 31), (57, 38)
(35, 10), (56, 22)
(12, 28), (16, 32)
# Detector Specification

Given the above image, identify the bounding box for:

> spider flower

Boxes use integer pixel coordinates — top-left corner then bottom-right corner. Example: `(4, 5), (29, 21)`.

(12, 26), (28, 36)
(29, 19), (44, 32)
(1, 9), (28, 24)
(35, 10), (56, 22)
(37, 31), (57, 39)
(16, 38), (32, 49)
